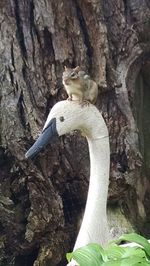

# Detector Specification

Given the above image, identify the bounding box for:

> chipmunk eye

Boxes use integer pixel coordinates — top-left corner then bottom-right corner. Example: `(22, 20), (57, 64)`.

(70, 72), (76, 77)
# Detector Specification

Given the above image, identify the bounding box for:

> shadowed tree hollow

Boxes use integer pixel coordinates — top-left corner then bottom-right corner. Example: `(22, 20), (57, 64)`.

(0, 0), (150, 265)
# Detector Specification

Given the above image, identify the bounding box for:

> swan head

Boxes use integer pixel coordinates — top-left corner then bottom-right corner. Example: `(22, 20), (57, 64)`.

(25, 100), (108, 159)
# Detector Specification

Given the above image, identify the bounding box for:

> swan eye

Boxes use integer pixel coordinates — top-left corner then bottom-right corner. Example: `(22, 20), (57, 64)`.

(59, 116), (64, 122)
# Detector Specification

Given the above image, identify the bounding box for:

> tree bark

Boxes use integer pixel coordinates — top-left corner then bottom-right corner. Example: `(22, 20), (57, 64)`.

(0, 0), (150, 265)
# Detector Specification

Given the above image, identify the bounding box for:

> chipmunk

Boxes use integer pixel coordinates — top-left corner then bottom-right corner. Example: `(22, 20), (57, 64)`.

(62, 66), (98, 104)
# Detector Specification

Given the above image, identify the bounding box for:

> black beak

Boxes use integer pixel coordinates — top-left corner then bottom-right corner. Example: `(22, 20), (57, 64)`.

(25, 118), (58, 159)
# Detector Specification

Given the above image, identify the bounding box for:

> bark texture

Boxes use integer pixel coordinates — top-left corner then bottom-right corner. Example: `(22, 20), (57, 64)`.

(0, 0), (150, 265)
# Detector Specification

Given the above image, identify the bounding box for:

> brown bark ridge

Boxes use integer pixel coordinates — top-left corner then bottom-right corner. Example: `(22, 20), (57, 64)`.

(0, 0), (150, 265)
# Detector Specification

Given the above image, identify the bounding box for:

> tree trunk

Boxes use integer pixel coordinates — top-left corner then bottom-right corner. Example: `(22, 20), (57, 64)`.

(0, 0), (150, 265)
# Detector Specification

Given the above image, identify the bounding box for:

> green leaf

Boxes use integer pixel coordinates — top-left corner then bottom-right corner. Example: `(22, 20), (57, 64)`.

(133, 262), (150, 266)
(105, 244), (126, 260)
(120, 256), (149, 266)
(122, 246), (146, 259)
(69, 243), (104, 266)
(119, 233), (150, 257)
(102, 260), (121, 266)
(102, 256), (148, 266)
(66, 252), (72, 263)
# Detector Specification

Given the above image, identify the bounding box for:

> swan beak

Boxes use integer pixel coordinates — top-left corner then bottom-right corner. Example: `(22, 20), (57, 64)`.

(25, 118), (58, 159)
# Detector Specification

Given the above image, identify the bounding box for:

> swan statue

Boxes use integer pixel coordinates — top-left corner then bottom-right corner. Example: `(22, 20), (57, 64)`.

(25, 100), (110, 265)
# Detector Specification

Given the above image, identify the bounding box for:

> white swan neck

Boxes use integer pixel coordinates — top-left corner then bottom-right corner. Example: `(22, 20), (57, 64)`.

(73, 137), (110, 250)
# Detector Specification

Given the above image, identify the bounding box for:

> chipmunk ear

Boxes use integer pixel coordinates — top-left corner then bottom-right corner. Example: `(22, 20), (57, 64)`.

(64, 66), (68, 71)
(73, 66), (80, 72)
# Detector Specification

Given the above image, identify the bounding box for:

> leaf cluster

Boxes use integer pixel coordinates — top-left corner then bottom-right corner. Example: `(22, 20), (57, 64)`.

(66, 233), (150, 266)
